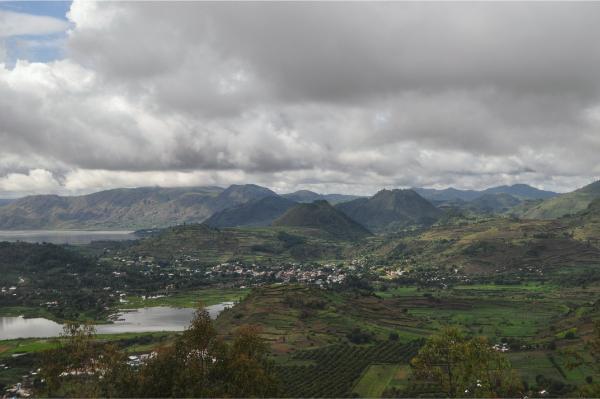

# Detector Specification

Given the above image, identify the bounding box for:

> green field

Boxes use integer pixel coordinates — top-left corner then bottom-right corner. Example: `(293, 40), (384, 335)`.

(353, 364), (410, 398)
(122, 287), (250, 309)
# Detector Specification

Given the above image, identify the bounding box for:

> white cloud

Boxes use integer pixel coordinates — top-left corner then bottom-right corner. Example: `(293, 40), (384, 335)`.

(0, 1), (599, 198)
(0, 10), (67, 38)
(0, 169), (61, 197)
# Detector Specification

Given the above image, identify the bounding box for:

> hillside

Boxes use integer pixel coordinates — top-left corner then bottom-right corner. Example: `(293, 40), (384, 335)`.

(204, 195), (296, 227)
(0, 184), (276, 230)
(566, 197), (600, 243)
(465, 193), (522, 214)
(336, 189), (442, 232)
(273, 200), (371, 240)
(282, 190), (361, 204)
(519, 180), (600, 219)
(362, 216), (600, 282)
(124, 223), (355, 262)
(482, 184), (557, 200)
(210, 184), (276, 212)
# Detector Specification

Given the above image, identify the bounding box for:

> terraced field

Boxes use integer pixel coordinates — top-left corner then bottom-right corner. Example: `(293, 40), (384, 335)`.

(275, 341), (421, 397)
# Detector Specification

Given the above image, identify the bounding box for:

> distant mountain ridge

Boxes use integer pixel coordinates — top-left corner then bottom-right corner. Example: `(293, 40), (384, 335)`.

(465, 193), (522, 214)
(414, 184), (558, 202)
(0, 185), (273, 230)
(336, 189), (442, 232)
(0, 185), (360, 230)
(0, 181), (591, 230)
(282, 190), (362, 204)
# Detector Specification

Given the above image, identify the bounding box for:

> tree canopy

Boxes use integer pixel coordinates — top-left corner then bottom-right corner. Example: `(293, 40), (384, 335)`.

(40, 308), (279, 398)
(411, 326), (522, 398)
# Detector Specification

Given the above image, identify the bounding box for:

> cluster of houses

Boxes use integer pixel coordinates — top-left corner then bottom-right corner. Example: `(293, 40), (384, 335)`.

(105, 248), (479, 290)
(206, 261), (352, 287)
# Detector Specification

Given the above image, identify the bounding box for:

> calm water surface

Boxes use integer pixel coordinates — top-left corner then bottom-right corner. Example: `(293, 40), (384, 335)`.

(0, 303), (234, 340)
(0, 230), (137, 244)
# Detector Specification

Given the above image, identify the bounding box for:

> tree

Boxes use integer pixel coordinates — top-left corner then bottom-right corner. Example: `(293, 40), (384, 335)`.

(563, 320), (600, 397)
(40, 306), (280, 398)
(134, 309), (279, 397)
(411, 326), (522, 398)
(40, 322), (100, 397)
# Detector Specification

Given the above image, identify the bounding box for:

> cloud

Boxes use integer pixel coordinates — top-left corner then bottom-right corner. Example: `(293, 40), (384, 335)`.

(0, 1), (599, 197)
(0, 169), (61, 197)
(0, 10), (67, 37)
(0, 9), (68, 64)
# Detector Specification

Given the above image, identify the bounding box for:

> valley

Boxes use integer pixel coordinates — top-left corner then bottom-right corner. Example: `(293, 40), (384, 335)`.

(0, 182), (599, 397)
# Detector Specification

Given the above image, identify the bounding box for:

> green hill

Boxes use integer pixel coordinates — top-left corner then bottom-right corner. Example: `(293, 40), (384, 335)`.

(566, 197), (600, 243)
(336, 189), (442, 232)
(519, 180), (600, 219)
(126, 223), (355, 263)
(273, 200), (371, 240)
(204, 196), (296, 227)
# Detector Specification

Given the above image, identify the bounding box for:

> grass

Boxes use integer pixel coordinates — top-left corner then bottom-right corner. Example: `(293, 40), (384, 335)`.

(0, 331), (177, 359)
(352, 364), (409, 398)
(375, 286), (421, 298)
(122, 287), (250, 309)
(509, 351), (563, 382)
(452, 282), (556, 292)
(0, 338), (58, 358)
(408, 299), (560, 338)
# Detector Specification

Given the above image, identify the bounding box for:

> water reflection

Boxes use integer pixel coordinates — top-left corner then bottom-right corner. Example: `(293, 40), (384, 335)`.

(0, 303), (233, 340)
(0, 230), (137, 245)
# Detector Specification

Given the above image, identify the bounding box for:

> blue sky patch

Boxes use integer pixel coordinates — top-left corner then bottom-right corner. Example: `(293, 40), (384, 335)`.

(0, 1), (71, 66)
(0, 1), (71, 21)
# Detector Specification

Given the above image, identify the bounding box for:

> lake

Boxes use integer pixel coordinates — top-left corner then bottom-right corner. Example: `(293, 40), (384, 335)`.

(0, 230), (137, 245)
(0, 303), (234, 340)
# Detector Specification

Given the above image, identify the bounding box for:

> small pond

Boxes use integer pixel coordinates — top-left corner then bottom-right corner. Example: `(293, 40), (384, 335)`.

(0, 302), (234, 340)
(0, 230), (137, 245)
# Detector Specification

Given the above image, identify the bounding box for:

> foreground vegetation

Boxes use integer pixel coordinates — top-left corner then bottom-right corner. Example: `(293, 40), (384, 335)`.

(39, 310), (278, 398)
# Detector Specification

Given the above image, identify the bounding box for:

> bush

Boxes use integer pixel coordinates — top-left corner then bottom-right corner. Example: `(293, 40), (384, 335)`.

(346, 328), (373, 344)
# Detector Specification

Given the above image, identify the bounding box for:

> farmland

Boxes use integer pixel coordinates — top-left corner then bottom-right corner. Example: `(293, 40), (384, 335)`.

(1, 207), (599, 396)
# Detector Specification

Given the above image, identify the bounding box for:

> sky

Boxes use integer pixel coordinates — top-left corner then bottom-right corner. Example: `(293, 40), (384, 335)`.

(1, 1), (600, 198)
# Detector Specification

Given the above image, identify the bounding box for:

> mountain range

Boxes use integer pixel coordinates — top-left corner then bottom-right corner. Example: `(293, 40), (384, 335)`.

(281, 190), (362, 204)
(0, 181), (598, 231)
(0, 185), (267, 229)
(0, 185), (363, 230)
(414, 183), (558, 203)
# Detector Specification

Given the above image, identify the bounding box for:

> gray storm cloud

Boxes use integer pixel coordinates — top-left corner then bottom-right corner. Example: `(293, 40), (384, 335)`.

(1, 1), (600, 197)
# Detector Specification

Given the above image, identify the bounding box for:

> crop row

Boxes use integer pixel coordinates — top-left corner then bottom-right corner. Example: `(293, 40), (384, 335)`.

(276, 340), (421, 397)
